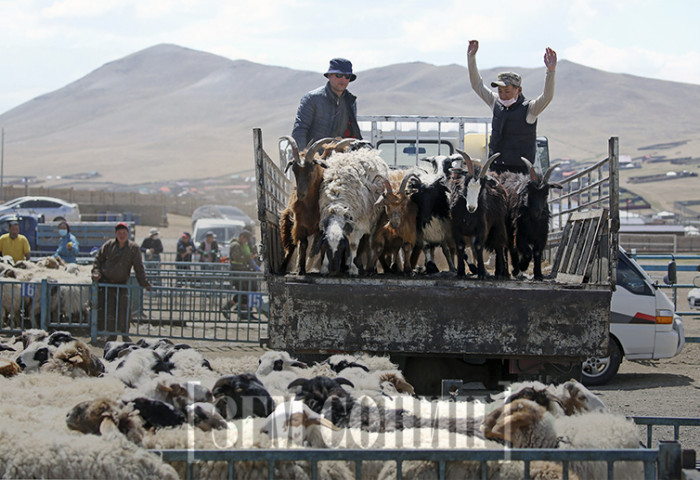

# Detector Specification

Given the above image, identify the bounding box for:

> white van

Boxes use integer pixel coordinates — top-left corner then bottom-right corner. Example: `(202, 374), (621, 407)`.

(192, 218), (249, 259)
(581, 247), (685, 385)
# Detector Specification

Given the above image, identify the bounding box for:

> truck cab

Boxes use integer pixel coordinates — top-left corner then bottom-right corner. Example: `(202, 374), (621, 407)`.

(582, 247), (685, 385)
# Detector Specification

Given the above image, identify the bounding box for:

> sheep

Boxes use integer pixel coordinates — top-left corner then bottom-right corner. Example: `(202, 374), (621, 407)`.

(41, 338), (105, 377)
(369, 172), (420, 274)
(278, 136), (334, 275)
(107, 347), (175, 387)
(499, 158), (563, 280)
(66, 397), (146, 445)
(0, 358), (20, 377)
(104, 340), (139, 361)
(406, 165), (458, 273)
(260, 399), (339, 446)
(212, 373), (276, 419)
(498, 378), (607, 417)
(15, 340), (56, 372)
(314, 146), (389, 275)
(449, 151), (509, 279)
(323, 353), (416, 397)
(185, 401), (229, 432)
(482, 398), (643, 479)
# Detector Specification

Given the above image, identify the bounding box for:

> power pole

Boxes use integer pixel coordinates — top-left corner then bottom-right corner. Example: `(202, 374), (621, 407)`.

(1, 128), (4, 202)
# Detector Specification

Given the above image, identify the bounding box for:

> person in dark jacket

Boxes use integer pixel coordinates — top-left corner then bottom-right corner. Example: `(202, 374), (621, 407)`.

(140, 228), (163, 264)
(467, 40), (557, 174)
(291, 58), (362, 149)
(197, 231), (220, 263)
(92, 222), (151, 342)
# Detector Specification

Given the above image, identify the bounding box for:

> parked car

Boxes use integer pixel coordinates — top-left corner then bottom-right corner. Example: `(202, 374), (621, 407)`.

(0, 196), (80, 222)
(688, 275), (700, 310)
(191, 204), (254, 231)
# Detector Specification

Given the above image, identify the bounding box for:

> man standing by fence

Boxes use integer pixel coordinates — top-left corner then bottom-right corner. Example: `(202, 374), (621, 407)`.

(92, 222), (151, 342)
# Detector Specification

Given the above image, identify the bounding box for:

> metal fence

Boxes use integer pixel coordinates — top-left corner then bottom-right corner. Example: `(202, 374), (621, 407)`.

(0, 264), (267, 344)
(154, 430), (693, 480)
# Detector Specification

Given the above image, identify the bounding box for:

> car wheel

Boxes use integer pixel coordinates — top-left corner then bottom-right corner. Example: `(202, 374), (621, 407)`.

(581, 336), (622, 386)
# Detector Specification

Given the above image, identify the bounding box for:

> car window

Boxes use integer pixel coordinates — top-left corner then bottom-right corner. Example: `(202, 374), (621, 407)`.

(377, 141), (453, 168)
(617, 256), (653, 296)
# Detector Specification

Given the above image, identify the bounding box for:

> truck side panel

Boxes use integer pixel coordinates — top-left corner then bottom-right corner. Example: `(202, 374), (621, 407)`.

(267, 276), (609, 358)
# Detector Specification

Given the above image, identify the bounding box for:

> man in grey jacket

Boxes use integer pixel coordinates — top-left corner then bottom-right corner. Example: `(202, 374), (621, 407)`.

(291, 58), (363, 149)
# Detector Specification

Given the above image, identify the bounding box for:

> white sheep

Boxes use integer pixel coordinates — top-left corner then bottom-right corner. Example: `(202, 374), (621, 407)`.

(482, 398), (643, 479)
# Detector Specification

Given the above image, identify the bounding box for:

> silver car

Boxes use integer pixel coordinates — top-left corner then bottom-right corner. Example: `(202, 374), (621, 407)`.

(0, 196), (80, 222)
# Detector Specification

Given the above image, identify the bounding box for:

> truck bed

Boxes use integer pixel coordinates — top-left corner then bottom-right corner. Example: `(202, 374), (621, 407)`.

(266, 274), (610, 358)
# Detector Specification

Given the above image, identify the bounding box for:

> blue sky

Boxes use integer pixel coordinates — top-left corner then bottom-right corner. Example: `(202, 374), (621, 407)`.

(0, 0), (697, 113)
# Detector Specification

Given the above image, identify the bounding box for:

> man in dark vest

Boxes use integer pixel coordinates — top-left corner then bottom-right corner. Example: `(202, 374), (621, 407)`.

(291, 57), (363, 149)
(467, 40), (557, 174)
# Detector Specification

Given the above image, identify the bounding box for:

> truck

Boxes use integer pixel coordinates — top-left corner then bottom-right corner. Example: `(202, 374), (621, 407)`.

(0, 214), (135, 256)
(253, 116), (682, 394)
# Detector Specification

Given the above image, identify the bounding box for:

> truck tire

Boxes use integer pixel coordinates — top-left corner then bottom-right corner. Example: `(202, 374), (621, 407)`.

(581, 336), (622, 386)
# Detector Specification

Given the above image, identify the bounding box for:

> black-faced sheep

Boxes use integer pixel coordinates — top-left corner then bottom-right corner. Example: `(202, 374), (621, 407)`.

(499, 158), (562, 280)
(449, 151), (509, 279)
(212, 373), (276, 420)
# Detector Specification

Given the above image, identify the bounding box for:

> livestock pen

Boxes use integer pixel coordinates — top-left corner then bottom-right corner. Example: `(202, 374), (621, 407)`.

(0, 264), (268, 344)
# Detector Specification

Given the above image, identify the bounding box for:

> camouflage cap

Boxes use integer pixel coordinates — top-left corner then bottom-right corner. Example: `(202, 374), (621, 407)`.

(491, 72), (521, 88)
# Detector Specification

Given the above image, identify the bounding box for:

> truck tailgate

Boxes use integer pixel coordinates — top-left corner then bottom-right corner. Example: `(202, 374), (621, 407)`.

(266, 275), (610, 358)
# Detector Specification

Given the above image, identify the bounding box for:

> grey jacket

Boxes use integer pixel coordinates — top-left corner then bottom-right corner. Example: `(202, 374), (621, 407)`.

(291, 82), (362, 149)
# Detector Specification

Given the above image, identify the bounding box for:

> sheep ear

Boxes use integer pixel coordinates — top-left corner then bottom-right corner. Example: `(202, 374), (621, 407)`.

(99, 417), (118, 436)
(488, 405), (540, 443)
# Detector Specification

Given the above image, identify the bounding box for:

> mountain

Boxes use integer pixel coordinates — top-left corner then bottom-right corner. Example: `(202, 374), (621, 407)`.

(1, 43), (699, 191)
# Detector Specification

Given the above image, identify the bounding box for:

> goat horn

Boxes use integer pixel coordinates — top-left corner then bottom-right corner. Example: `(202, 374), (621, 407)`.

(399, 173), (419, 194)
(334, 138), (355, 151)
(304, 137), (334, 163)
(286, 378), (307, 390)
(543, 162), (562, 184)
(480, 153), (501, 179)
(455, 149), (473, 177)
(520, 157), (538, 182)
(335, 377), (355, 388)
(279, 136), (300, 162)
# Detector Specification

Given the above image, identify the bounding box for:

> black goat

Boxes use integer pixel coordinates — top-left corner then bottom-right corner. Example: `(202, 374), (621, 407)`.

(499, 158), (562, 280)
(212, 373), (275, 419)
(407, 168), (457, 273)
(449, 151), (509, 279)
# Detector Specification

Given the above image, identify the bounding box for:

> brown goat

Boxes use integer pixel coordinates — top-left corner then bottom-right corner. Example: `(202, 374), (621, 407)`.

(369, 171), (420, 274)
(279, 137), (357, 274)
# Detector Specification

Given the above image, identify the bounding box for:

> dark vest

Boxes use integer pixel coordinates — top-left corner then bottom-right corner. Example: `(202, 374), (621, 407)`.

(488, 95), (536, 174)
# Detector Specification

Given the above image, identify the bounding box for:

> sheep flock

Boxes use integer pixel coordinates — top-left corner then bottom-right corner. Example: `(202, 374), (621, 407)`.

(0, 329), (647, 479)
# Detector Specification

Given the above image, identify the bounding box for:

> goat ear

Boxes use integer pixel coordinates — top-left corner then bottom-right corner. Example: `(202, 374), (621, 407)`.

(549, 182), (563, 190)
(343, 222), (353, 235)
(374, 194), (385, 207)
(316, 160), (328, 169)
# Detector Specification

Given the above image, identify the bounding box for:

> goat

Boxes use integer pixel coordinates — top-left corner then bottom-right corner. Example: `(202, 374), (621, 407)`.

(499, 158), (562, 280)
(448, 151), (509, 279)
(370, 172), (420, 274)
(406, 167), (458, 273)
(278, 136), (333, 274)
(313, 147), (389, 275)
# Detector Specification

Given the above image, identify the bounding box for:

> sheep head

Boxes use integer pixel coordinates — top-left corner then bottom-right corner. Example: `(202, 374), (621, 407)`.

(261, 400), (339, 446)
(482, 398), (556, 448)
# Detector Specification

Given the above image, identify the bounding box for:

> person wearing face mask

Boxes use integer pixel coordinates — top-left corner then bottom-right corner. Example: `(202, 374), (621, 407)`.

(54, 220), (79, 264)
(467, 40), (557, 174)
